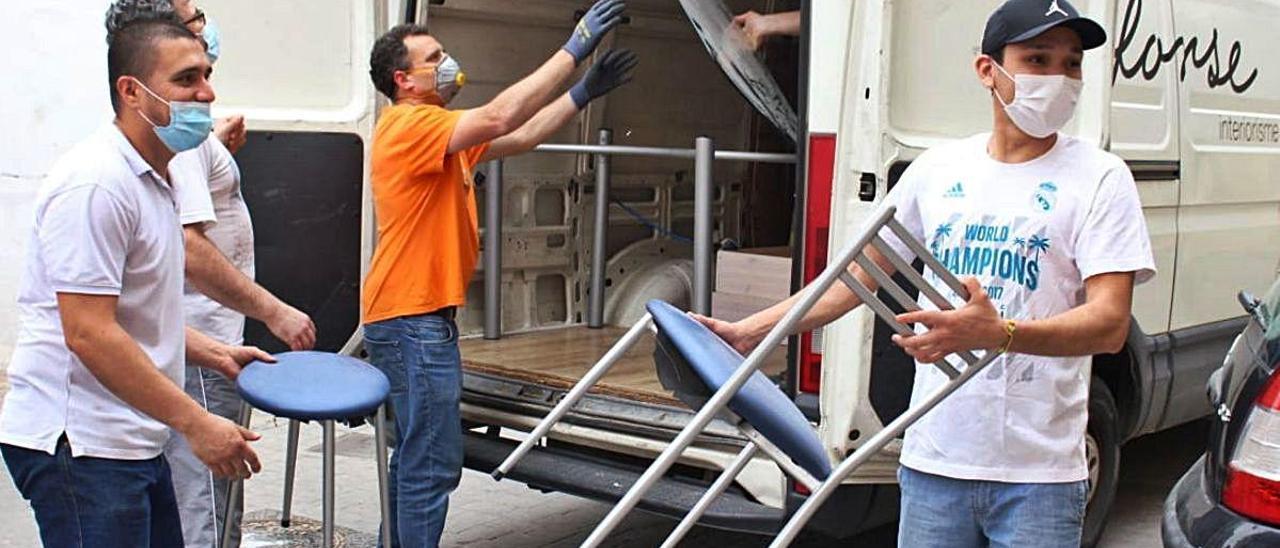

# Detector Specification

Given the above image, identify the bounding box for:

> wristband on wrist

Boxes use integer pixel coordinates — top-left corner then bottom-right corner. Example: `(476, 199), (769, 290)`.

(996, 319), (1017, 354)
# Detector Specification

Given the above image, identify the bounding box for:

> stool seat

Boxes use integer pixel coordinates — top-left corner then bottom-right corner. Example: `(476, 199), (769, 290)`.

(236, 351), (390, 421)
(647, 300), (832, 480)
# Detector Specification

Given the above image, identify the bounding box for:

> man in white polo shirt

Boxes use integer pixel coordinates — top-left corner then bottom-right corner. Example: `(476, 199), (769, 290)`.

(0, 6), (270, 546)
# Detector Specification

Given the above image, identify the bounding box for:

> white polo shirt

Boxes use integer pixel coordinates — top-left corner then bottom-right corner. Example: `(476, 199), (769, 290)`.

(0, 124), (186, 460)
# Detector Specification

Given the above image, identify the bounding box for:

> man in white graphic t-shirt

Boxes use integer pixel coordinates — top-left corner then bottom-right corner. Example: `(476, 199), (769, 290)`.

(696, 0), (1155, 546)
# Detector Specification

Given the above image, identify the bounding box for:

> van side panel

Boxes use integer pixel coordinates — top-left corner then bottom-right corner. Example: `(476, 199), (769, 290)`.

(1109, 0), (1179, 334)
(1169, 0), (1280, 330)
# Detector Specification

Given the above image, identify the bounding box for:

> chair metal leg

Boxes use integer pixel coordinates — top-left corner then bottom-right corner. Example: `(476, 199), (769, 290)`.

(769, 350), (999, 547)
(220, 403), (252, 548)
(492, 313), (653, 479)
(280, 419), (300, 527)
(659, 443), (759, 548)
(322, 420), (336, 548)
(375, 405), (393, 548)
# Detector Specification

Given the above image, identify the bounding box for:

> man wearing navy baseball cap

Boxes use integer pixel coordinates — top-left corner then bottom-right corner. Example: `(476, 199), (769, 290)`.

(883, 1), (1153, 545)
(696, 0), (1155, 545)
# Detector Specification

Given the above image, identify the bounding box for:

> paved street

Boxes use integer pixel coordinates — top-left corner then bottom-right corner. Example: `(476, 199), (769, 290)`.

(0, 395), (1204, 547)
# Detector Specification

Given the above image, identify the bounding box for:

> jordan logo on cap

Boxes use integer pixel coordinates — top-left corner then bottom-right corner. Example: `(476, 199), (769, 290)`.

(1046, 0), (1069, 17)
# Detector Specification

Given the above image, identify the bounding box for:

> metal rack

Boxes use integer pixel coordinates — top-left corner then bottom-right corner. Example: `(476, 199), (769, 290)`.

(480, 130), (797, 339)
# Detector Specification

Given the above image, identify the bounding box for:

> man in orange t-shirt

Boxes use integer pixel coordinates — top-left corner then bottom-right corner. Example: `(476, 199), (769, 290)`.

(362, 1), (636, 545)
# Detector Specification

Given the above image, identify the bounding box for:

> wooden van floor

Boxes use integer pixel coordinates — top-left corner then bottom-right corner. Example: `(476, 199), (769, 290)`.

(459, 326), (788, 406)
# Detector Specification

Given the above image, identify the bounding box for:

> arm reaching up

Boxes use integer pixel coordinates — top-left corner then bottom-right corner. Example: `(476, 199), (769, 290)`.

(482, 49), (639, 162)
(447, 0), (628, 153)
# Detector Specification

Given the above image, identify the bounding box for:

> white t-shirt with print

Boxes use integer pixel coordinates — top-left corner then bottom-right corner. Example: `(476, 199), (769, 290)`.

(874, 133), (1156, 483)
(171, 135), (254, 345)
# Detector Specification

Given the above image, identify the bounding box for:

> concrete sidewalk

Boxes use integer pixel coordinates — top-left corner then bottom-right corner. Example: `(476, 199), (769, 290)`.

(0, 401), (1191, 547)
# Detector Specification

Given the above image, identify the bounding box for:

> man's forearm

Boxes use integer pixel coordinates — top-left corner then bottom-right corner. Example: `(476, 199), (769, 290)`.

(184, 227), (282, 324)
(741, 244), (902, 343)
(764, 11), (802, 38)
(487, 50), (577, 132)
(483, 95), (579, 161)
(742, 264), (875, 344)
(1006, 303), (1131, 357)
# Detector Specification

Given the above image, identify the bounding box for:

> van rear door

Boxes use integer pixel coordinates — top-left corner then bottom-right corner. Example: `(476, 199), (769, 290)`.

(205, 0), (386, 352)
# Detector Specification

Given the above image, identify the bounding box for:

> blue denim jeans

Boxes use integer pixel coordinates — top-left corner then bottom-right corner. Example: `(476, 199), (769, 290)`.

(897, 466), (1087, 548)
(364, 313), (464, 548)
(2, 437), (184, 547)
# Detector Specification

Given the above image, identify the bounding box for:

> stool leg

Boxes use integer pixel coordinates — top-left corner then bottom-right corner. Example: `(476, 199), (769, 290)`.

(221, 403), (252, 548)
(322, 420), (336, 548)
(374, 405), (393, 548)
(280, 419), (300, 528)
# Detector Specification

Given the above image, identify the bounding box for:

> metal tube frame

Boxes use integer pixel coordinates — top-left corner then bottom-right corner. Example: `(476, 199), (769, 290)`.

(322, 420), (336, 548)
(533, 143), (797, 164)
(484, 159), (504, 340)
(575, 206), (998, 547)
(770, 354), (999, 546)
(471, 136), (795, 342)
(375, 406), (393, 548)
(659, 443), (759, 548)
(693, 137), (715, 315)
(221, 403), (253, 548)
(492, 313), (655, 479)
(281, 419), (300, 528)
(575, 207), (900, 547)
(588, 129), (613, 328)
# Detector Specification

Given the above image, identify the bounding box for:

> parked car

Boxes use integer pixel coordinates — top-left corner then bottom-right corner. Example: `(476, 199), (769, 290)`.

(1163, 278), (1280, 547)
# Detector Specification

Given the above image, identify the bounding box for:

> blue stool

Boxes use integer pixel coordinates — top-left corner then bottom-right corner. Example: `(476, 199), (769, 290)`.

(222, 351), (393, 548)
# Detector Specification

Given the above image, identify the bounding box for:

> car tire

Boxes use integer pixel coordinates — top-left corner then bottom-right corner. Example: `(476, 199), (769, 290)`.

(1082, 378), (1121, 548)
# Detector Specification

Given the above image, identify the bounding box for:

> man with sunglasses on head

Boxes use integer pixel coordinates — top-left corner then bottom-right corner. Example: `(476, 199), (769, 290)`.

(362, 1), (636, 545)
(697, 1), (1155, 546)
(0, 2), (272, 546)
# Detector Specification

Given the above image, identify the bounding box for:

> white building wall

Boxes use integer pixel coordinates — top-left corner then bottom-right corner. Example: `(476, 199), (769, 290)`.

(0, 1), (113, 367)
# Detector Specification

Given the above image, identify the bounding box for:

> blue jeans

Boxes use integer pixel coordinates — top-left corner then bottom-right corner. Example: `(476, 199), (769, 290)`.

(897, 466), (1087, 548)
(364, 313), (464, 548)
(2, 437), (184, 547)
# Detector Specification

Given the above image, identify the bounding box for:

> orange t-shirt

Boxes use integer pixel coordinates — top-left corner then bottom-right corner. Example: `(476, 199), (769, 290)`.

(362, 104), (491, 324)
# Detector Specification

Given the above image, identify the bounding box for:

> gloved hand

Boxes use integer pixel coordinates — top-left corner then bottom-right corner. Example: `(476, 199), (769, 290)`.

(563, 0), (627, 65)
(570, 49), (639, 108)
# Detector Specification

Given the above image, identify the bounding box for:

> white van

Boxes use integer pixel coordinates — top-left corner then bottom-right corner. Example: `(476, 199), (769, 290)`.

(65, 0), (1276, 545)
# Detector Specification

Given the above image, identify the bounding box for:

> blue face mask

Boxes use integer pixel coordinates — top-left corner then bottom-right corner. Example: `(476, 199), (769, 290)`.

(134, 80), (213, 153)
(202, 17), (221, 63)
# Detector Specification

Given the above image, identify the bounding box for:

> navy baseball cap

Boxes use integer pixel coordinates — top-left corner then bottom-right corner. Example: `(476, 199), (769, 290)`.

(981, 0), (1108, 56)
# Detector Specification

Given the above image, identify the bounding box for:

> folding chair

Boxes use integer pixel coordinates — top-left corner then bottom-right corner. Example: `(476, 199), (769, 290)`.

(492, 206), (1001, 547)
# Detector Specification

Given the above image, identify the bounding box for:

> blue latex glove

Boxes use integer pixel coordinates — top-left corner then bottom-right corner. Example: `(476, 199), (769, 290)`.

(570, 49), (638, 109)
(563, 0), (627, 65)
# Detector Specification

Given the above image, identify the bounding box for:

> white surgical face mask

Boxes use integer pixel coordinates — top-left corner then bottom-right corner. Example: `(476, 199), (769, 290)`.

(990, 61), (1083, 139)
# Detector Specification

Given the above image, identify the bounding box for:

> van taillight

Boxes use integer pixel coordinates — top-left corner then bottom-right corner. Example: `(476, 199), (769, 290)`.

(799, 134), (836, 394)
(1222, 370), (1280, 526)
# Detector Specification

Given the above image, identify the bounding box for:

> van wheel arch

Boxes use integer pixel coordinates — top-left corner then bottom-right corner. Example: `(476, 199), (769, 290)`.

(1092, 340), (1141, 441)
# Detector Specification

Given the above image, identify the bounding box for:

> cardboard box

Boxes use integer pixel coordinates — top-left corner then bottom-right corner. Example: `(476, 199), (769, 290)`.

(715, 247), (792, 300)
(712, 291), (788, 345)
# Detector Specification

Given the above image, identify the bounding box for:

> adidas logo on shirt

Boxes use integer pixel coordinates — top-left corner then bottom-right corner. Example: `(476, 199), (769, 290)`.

(943, 182), (966, 199)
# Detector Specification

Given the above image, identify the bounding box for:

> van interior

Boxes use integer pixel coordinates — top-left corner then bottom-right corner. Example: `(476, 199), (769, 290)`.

(403, 0), (808, 406)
